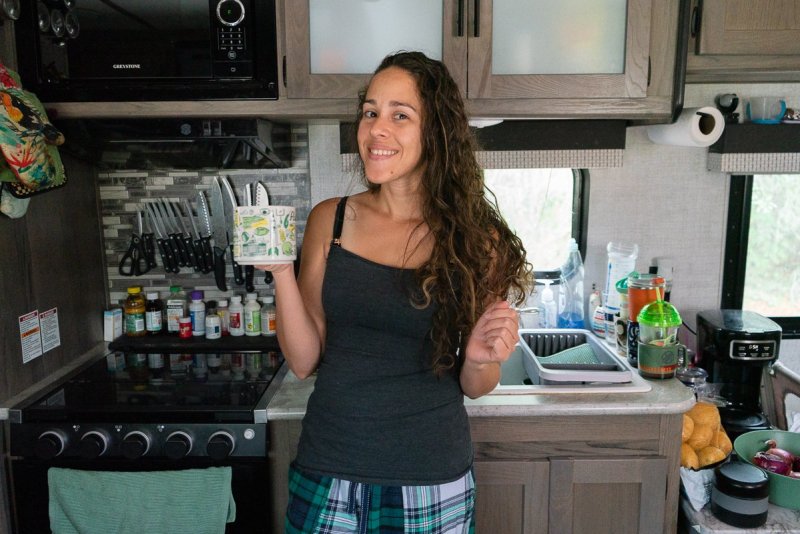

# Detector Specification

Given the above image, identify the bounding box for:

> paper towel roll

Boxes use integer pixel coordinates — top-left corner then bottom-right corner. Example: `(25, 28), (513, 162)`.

(646, 107), (725, 147)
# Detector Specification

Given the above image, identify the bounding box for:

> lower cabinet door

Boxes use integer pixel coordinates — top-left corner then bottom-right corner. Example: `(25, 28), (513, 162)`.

(474, 460), (549, 534)
(549, 456), (668, 534)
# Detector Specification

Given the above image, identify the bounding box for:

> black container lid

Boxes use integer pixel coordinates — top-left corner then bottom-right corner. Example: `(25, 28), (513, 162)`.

(715, 461), (769, 499)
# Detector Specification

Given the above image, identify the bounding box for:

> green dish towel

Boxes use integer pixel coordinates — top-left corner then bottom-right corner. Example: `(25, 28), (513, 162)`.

(536, 344), (603, 367)
(48, 467), (236, 534)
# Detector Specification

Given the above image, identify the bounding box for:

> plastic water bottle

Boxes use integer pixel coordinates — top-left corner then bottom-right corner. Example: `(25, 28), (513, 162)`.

(604, 242), (638, 312)
(539, 280), (557, 328)
(557, 238), (585, 329)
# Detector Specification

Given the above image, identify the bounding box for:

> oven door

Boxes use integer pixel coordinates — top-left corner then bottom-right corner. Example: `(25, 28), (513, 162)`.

(9, 455), (269, 534)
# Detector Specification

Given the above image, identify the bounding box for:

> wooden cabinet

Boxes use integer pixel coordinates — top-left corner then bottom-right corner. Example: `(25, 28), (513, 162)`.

(280, 0), (684, 120)
(687, 0), (800, 82)
(269, 412), (682, 534)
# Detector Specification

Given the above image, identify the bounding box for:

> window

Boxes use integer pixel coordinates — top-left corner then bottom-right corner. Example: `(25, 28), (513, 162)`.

(484, 168), (587, 273)
(722, 174), (800, 337)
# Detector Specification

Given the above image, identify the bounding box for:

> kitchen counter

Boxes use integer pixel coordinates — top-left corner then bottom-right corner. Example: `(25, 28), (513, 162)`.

(266, 368), (695, 421)
(680, 495), (800, 533)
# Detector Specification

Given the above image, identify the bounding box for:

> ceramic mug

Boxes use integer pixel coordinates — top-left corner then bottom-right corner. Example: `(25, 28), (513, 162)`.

(232, 205), (297, 264)
(746, 97), (787, 123)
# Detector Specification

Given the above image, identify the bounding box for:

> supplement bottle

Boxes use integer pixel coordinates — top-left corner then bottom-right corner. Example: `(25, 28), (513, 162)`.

(188, 290), (206, 337)
(557, 239), (585, 329)
(604, 242), (638, 311)
(229, 295), (244, 336)
(205, 312), (221, 340)
(124, 286), (146, 337)
(165, 286), (187, 335)
(261, 295), (276, 336)
(244, 293), (261, 336)
(145, 292), (163, 335)
(217, 299), (230, 336)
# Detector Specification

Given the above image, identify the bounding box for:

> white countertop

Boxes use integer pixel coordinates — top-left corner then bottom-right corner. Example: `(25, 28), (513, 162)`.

(266, 368), (695, 421)
(681, 495), (800, 533)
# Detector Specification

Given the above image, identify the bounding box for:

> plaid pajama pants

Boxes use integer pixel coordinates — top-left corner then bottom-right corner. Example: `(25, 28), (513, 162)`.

(285, 463), (476, 534)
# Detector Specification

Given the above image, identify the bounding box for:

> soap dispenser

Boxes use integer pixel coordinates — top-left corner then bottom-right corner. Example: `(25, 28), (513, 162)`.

(540, 280), (557, 329)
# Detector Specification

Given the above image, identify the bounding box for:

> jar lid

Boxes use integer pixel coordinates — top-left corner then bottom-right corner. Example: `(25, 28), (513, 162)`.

(675, 366), (708, 386)
(714, 461), (769, 499)
(127, 286), (141, 294)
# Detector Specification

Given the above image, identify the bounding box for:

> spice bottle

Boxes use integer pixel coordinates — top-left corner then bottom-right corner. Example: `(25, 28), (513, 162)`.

(124, 286), (146, 337)
(145, 292), (163, 335)
(244, 293), (261, 336)
(229, 295), (244, 336)
(261, 295), (276, 336)
(188, 290), (206, 337)
(205, 312), (221, 340)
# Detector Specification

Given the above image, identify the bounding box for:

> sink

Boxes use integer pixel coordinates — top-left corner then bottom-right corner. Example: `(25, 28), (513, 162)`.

(491, 329), (652, 394)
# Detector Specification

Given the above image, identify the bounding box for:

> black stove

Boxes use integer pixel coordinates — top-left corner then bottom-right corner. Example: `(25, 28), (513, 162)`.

(7, 347), (284, 533)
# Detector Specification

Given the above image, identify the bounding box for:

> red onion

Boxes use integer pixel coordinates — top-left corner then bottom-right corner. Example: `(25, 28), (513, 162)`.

(764, 439), (795, 464)
(753, 451), (793, 476)
(794, 456), (800, 473)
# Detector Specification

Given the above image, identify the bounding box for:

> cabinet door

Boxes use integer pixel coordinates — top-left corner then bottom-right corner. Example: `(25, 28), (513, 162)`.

(283, 0), (455, 98)
(696, 0), (800, 55)
(474, 460), (549, 534)
(549, 456), (667, 534)
(467, 0), (652, 99)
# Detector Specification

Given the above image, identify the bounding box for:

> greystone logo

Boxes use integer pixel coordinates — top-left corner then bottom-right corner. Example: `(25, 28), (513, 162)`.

(112, 64), (142, 69)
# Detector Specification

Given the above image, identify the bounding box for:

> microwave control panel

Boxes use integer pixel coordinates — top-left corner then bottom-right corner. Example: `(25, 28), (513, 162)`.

(212, 0), (253, 78)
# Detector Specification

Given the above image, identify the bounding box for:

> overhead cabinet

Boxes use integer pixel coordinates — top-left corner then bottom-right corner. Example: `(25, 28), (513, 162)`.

(687, 0), (800, 82)
(281, 0), (683, 120)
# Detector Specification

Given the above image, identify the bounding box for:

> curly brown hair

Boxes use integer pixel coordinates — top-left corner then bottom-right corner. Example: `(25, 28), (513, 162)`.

(354, 51), (534, 375)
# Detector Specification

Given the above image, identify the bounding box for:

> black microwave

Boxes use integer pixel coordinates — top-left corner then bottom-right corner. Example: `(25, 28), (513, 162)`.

(15, 0), (278, 102)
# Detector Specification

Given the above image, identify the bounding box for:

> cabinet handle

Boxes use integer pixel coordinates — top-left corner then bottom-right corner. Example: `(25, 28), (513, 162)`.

(456, 0), (464, 36)
(690, 3), (701, 38)
(473, 0), (480, 37)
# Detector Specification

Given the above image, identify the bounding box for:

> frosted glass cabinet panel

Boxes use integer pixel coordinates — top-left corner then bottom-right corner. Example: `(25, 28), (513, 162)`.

(492, 0), (627, 75)
(309, 0), (443, 74)
(283, 0), (656, 104)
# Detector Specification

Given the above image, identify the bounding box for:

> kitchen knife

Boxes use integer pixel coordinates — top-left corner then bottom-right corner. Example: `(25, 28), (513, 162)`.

(141, 209), (157, 269)
(219, 176), (246, 288)
(144, 202), (179, 273)
(154, 199), (187, 268)
(183, 198), (210, 274)
(209, 178), (229, 291)
(196, 192), (215, 275)
(166, 200), (199, 272)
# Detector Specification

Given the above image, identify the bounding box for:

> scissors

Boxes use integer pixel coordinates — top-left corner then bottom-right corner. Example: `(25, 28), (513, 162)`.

(118, 211), (151, 276)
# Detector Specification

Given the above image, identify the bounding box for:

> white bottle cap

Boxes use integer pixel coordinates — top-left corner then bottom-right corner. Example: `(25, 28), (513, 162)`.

(218, 299), (228, 307)
(263, 295), (274, 304)
(246, 293), (258, 300)
(146, 292), (159, 300)
(231, 295), (242, 303)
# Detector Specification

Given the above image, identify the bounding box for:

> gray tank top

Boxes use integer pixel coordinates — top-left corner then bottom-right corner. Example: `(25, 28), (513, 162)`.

(294, 197), (472, 486)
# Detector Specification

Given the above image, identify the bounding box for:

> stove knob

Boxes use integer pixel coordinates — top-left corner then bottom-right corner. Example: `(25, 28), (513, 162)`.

(35, 430), (68, 460)
(78, 430), (110, 459)
(206, 431), (235, 460)
(164, 431), (193, 460)
(121, 430), (151, 460)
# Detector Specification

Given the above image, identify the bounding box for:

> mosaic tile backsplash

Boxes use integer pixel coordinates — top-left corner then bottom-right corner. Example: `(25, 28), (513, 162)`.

(100, 127), (310, 308)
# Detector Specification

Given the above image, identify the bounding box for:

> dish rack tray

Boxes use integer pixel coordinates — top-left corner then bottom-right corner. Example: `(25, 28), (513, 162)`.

(519, 329), (632, 384)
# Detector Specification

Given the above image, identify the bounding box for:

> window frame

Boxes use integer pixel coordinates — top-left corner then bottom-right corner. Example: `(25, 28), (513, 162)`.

(722, 174), (800, 338)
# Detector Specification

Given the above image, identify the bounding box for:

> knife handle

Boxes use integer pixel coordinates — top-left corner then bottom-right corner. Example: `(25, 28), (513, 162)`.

(142, 233), (157, 268)
(231, 244), (245, 286)
(214, 246), (228, 291)
(245, 265), (254, 293)
(192, 238), (207, 273)
(168, 234), (186, 267)
(200, 236), (214, 274)
(157, 237), (179, 273)
(181, 235), (199, 272)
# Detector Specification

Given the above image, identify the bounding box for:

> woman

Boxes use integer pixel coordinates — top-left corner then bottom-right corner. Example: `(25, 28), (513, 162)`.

(259, 51), (532, 533)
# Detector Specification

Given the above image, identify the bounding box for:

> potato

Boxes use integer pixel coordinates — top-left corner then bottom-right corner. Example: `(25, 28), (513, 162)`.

(698, 445), (727, 467)
(687, 402), (721, 427)
(682, 415), (694, 443)
(687, 423), (714, 451)
(681, 443), (700, 469)
(713, 429), (732, 455)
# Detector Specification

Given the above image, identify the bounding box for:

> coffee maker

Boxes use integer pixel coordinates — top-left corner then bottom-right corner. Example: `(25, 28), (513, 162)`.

(695, 309), (782, 439)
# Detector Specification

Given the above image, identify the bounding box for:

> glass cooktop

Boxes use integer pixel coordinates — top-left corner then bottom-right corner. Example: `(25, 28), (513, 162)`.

(18, 351), (284, 424)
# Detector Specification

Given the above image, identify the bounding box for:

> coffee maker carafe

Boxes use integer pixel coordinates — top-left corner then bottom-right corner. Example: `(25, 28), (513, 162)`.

(695, 309), (782, 439)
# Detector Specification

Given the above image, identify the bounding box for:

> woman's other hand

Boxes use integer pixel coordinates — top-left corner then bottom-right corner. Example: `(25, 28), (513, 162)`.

(460, 300), (519, 398)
